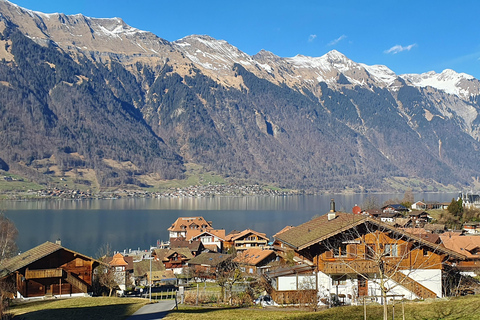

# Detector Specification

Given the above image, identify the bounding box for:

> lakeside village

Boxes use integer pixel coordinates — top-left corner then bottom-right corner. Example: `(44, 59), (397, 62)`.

(2, 193), (480, 309)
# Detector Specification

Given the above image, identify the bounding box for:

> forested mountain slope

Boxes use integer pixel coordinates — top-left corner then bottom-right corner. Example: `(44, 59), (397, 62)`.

(0, 0), (479, 191)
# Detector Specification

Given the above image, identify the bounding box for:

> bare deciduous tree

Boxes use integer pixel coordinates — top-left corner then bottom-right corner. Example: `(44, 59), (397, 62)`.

(320, 219), (459, 320)
(94, 243), (118, 297)
(0, 213), (18, 318)
(361, 195), (381, 210)
(215, 257), (242, 304)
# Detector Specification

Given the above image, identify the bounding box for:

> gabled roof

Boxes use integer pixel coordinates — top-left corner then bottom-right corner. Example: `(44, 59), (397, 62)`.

(187, 252), (233, 267)
(394, 218), (412, 228)
(0, 241), (101, 277)
(274, 212), (466, 260)
(234, 248), (276, 266)
(408, 211), (428, 217)
(188, 229), (226, 241)
(440, 234), (480, 259)
(168, 217), (212, 232)
(170, 239), (203, 252)
(275, 212), (367, 250)
(225, 229), (269, 242)
(265, 264), (314, 278)
(382, 204), (408, 211)
(133, 259), (165, 277)
(153, 248), (193, 261)
(273, 226), (294, 238)
(424, 223), (446, 232)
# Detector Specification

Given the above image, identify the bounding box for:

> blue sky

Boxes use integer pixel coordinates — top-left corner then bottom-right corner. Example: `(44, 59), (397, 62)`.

(12, 0), (480, 79)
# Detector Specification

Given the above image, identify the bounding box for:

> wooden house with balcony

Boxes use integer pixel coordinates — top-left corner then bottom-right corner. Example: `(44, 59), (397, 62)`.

(273, 202), (466, 305)
(167, 217), (213, 241)
(224, 229), (269, 252)
(0, 241), (102, 299)
(152, 248), (193, 273)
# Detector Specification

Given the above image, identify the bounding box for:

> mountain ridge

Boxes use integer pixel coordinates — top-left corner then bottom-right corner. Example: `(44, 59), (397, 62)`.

(1, 0), (480, 192)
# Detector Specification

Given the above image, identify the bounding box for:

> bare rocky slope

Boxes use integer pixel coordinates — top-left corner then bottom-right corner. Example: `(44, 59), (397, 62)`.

(0, 0), (480, 192)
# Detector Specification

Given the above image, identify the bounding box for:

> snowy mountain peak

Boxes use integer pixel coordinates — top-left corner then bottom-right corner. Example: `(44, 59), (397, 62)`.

(323, 49), (349, 62)
(174, 34), (257, 73)
(401, 69), (479, 98)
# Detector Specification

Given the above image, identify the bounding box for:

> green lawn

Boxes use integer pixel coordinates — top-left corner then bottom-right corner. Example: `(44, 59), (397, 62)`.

(7, 294), (480, 320)
(166, 295), (480, 320)
(9, 297), (149, 320)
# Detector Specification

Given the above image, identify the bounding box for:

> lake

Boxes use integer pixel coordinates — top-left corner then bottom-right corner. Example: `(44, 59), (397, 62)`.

(0, 193), (458, 257)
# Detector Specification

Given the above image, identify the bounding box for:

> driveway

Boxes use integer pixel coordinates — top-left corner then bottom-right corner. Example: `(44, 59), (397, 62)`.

(126, 300), (177, 320)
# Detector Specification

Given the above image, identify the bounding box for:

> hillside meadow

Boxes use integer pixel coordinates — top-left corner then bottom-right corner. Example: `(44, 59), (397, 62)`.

(8, 295), (480, 320)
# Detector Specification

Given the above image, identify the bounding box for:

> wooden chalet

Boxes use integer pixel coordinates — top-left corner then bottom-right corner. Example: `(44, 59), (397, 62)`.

(234, 248), (278, 275)
(169, 239), (204, 256)
(188, 229), (225, 252)
(186, 252), (233, 280)
(167, 217), (213, 241)
(440, 233), (480, 273)
(133, 259), (167, 286)
(167, 216), (225, 252)
(407, 211), (430, 225)
(0, 241), (102, 299)
(382, 204), (409, 214)
(224, 229), (269, 252)
(152, 248), (193, 272)
(274, 203), (466, 304)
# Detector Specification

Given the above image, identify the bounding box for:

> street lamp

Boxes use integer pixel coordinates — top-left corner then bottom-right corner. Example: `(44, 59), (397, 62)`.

(149, 255), (152, 302)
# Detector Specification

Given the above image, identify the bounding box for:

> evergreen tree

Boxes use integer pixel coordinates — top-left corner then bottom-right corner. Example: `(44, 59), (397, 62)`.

(447, 198), (461, 216)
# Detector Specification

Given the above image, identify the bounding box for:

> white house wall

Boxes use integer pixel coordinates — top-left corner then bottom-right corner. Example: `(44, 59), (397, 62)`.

(400, 269), (442, 298)
(315, 270), (440, 304)
(277, 274), (316, 291)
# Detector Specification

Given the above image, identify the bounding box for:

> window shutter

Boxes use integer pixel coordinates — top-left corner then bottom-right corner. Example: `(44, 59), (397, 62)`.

(347, 244), (356, 258)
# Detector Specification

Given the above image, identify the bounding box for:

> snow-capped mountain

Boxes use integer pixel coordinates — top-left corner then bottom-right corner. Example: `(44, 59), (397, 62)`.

(1, 0), (480, 192)
(401, 69), (480, 99)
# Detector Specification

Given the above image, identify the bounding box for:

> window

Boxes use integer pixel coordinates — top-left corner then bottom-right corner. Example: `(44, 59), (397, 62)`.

(384, 244), (398, 257)
(334, 243), (348, 257)
(332, 275), (347, 285)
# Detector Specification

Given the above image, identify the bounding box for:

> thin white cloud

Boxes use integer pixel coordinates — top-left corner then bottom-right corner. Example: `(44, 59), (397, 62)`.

(384, 43), (417, 54)
(328, 34), (347, 46)
(308, 34), (317, 42)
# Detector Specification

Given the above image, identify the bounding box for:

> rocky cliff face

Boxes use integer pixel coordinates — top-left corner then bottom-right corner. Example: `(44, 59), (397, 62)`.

(1, 0), (479, 191)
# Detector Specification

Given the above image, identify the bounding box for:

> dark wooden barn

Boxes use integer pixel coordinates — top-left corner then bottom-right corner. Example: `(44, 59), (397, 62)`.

(0, 241), (102, 298)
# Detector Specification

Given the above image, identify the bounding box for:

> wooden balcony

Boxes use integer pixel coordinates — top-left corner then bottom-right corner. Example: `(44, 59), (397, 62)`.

(25, 268), (64, 279)
(322, 260), (379, 274)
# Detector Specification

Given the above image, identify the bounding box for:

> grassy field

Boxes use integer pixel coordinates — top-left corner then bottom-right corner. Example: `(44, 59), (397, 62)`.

(165, 295), (480, 320)
(6, 295), (480, 320)
(9, 297), (149, 320)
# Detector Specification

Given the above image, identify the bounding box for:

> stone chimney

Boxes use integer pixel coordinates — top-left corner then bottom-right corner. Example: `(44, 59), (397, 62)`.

(328, 198), (336, 221)
(55, 239), (61, 246)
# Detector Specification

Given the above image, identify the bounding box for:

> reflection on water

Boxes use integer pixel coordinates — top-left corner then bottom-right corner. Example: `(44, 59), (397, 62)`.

(0, 193), (457, 257)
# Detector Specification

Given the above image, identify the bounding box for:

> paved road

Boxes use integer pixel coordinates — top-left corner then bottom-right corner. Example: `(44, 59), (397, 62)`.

(126, 300), (177, 320)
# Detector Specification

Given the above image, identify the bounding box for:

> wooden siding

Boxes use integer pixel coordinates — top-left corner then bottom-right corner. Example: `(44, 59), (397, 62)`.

(14, 251), (95, 297)
(270, 289), (317, 305)
(25, 268), (63, 279)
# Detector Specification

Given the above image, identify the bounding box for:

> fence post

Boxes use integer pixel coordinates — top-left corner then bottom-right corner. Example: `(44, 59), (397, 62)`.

(196, 283), (199, 305)
(363, 297), (367, 320)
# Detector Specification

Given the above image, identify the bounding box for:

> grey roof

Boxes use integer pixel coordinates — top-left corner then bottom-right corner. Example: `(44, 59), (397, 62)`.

(187, 252), (233, 267)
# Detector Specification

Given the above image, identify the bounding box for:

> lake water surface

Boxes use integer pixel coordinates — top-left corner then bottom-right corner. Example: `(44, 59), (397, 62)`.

(0, 193), (458, 256)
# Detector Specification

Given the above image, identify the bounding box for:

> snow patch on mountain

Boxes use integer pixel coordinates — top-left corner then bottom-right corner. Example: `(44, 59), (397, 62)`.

(401, 69), (476, 98)
(361, 64), (398, 87)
